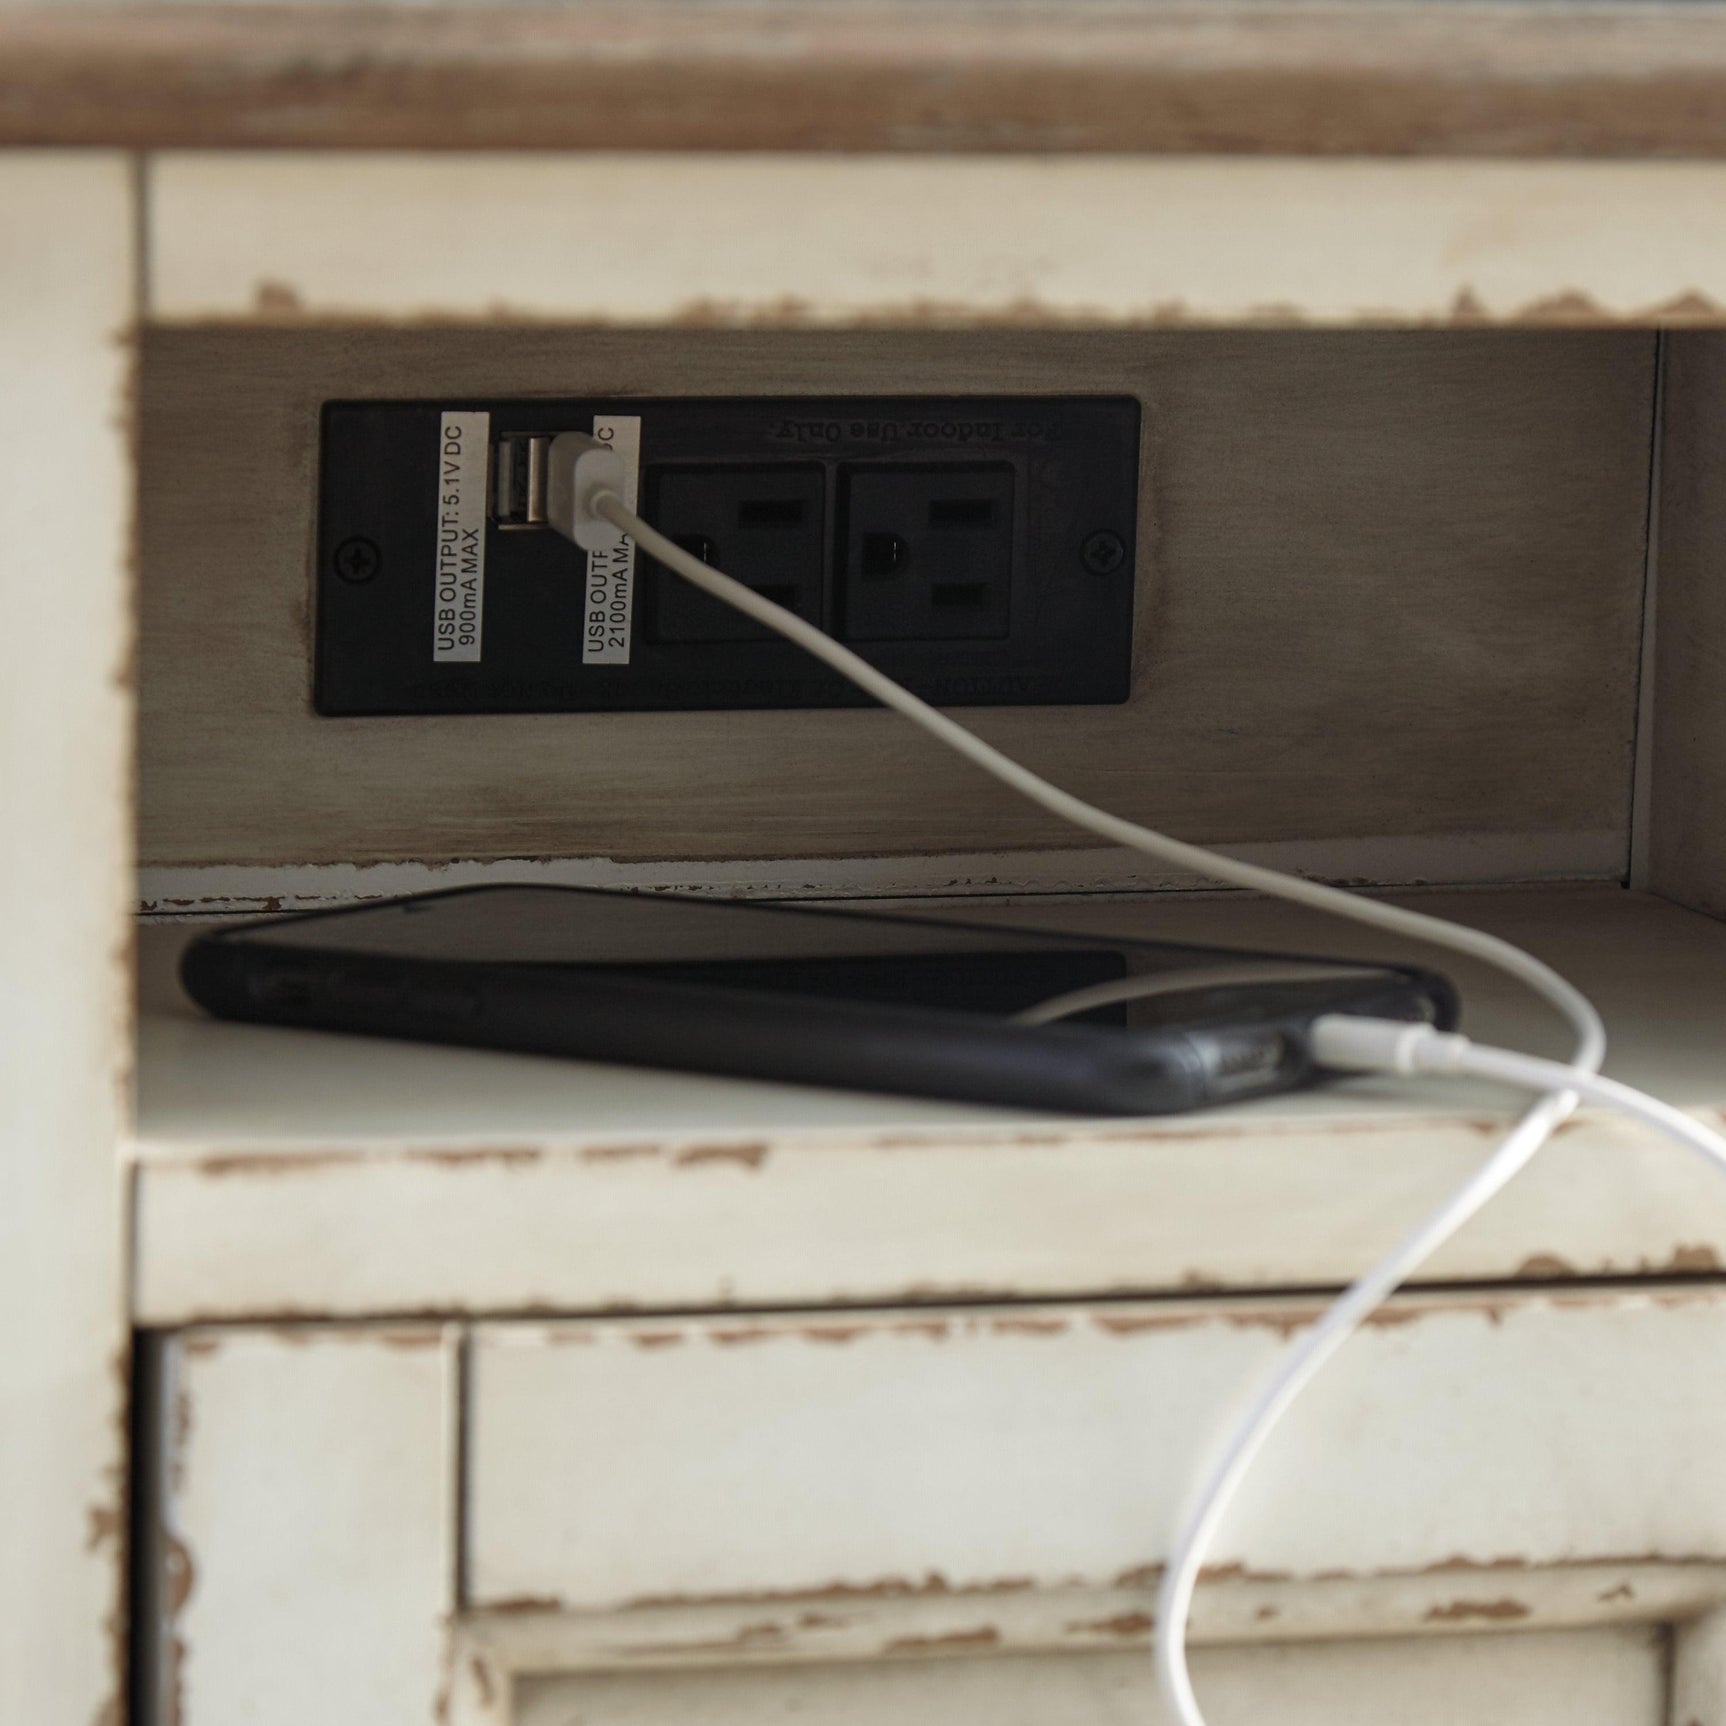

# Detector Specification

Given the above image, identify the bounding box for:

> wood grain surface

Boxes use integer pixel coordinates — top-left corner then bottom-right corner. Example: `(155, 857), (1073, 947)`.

(11, 2), (1726, 158)
(1651, 333), (1726, 921)
(137, 326), (1654, 874)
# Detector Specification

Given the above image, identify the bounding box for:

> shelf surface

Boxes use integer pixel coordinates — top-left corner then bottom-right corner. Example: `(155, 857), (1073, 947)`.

(133, 886), (1726, 1322)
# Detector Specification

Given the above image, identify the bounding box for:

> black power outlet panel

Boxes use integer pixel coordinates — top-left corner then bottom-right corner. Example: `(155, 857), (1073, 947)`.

(315, 396), (1138, 715)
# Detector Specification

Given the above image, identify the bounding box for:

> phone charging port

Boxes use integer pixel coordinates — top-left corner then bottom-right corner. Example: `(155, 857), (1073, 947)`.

(493, 434), (550, 529)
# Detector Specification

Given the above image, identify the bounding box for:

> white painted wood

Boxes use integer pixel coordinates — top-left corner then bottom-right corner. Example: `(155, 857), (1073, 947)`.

(510, 1627), (1667, 1726)
(466, 1286), (1726, 1611)
(445, 1621), (513, 1726)
(132, 887), (1726, 1322)
(152, 1325), (459, 1726)
(1671, 1604), (1726, 1726)
(0, 152), (135, 1726)
(149, 154), (1726, 328)
(461, 1563), (1722, 1670)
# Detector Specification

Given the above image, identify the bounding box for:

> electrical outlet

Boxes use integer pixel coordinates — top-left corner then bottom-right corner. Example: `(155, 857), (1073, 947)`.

(315, 395), (1138, 715)
(840, 464), (1015, 641)
(643, 464), (826, 644)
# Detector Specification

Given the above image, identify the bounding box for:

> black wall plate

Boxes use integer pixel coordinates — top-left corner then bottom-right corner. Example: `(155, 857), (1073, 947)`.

(314, 395), (1139, 715)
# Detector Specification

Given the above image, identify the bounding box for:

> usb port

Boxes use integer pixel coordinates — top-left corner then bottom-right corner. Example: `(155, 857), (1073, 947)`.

(493, 434), (549, 529)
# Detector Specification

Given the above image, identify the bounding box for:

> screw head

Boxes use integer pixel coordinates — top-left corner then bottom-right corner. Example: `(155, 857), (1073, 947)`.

(333, 536), (381, 584)
(1081, 530), (1127, 576)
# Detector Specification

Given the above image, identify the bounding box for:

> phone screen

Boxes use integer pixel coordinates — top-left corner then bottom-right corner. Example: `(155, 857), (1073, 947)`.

(233, 886), (1396, 1030)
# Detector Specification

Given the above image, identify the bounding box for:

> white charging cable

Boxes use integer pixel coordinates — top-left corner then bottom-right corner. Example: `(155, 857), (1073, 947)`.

(1033, 992), (1726, 1726)
(547, 435), (1601, 1056)
(544, 436), (1635, 1726)
(1311, 1017), (1726, 1172)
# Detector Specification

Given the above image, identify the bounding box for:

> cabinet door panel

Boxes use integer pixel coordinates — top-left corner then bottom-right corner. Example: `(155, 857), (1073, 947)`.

(470, 1288), (1726, 1609)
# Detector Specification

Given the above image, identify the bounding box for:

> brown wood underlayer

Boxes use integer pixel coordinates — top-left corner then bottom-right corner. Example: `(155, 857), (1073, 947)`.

(9, 2), (1726, 156)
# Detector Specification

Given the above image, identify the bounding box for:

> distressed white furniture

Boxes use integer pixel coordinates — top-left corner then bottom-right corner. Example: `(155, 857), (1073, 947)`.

(8, 7), (1726, 1724)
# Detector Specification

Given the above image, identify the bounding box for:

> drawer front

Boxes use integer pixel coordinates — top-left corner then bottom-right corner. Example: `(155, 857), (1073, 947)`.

(468, 1286), (1726, 1611)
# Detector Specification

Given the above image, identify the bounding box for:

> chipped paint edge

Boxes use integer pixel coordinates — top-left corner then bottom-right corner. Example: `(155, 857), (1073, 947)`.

(167, 284), (1726, 334)
(479, 1280), (1726, 1362)
(135, 830), (1627, 919)
(147, 155), (1726, 336)
(455, 1560), (1726, 1677)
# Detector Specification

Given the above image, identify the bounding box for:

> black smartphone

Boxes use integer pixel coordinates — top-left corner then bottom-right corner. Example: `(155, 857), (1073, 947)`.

(180, 885), (1457, 1116)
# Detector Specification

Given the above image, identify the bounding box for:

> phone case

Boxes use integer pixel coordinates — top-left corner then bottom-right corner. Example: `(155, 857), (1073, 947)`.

(180, 886), (1457, 1116)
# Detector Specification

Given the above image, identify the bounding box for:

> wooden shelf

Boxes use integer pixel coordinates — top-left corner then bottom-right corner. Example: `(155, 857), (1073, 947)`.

(132, 885), (1726, 1323)
(9, 2), (1726, 158)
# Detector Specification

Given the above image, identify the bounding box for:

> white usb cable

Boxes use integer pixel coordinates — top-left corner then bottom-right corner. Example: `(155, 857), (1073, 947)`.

(541, 436), (1726, 1726)
(1310, 1016), (1726, 1173)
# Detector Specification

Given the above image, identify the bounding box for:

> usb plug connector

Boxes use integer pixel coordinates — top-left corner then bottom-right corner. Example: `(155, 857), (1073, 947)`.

(543, 432), (627, 551)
